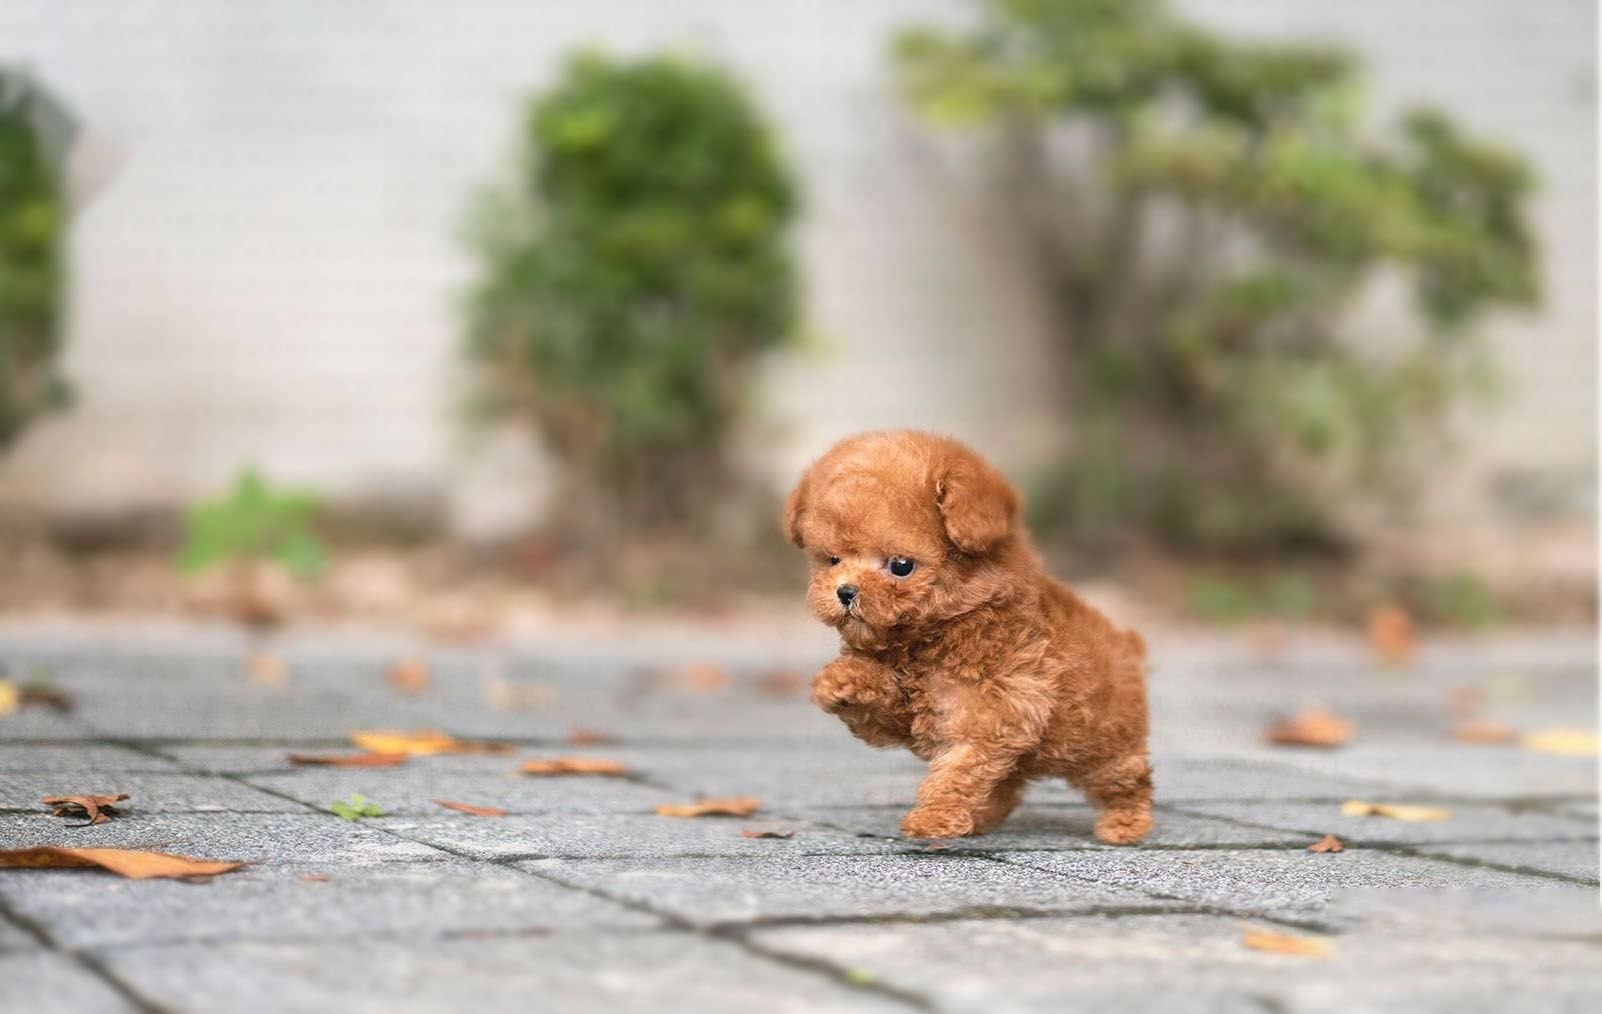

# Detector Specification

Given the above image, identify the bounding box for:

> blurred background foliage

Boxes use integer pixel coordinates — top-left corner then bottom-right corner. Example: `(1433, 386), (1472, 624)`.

(895, 0), (1539, 556)
(463, 52), (800, 544)
(0, 72), (67, 450)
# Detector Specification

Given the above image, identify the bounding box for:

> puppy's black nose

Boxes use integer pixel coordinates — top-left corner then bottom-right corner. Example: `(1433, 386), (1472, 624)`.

(836, 584), (858, 607)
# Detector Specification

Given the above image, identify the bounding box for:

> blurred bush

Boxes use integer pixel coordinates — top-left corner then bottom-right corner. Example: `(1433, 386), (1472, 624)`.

(179, 469), (326, 626)
(896, 0), (1539, 554)
(463, 53), (800, 539)
(0, 73), (67, 450)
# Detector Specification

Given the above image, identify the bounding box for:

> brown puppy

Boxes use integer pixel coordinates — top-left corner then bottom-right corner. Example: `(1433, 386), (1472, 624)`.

(785, 430), (1152, 843)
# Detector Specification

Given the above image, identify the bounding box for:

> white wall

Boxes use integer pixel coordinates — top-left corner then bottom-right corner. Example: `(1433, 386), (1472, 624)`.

(0, 1), (1593, 545)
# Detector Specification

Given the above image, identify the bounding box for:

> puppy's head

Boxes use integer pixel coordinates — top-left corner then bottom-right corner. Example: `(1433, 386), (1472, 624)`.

(784, 431), (1022, 649)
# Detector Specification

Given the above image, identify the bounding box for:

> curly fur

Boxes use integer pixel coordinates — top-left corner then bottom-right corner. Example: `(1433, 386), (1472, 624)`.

(786, 430), (1152, 843)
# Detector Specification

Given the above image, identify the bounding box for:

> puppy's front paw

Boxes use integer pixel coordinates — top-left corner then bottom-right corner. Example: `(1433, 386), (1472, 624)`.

(810, 658), (894, 715)
(900, 806), (974, 839)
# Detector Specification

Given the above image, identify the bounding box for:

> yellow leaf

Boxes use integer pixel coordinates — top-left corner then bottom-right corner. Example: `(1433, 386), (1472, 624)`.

(1340, 800), (1450, 822)
(1242, 928), (1334, 958)
(656, 796), (762, 818)
(1520, 729), (1599, 757)
(0, 680), (16, 717)
(1264, 708), (1354, 748)
(350, 730), (511, 756)
(520, 758), (630, 776)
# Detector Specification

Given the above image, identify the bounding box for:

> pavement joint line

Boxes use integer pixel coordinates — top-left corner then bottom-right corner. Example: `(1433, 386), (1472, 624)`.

(0, 884), (170, 1013)
(707, 927), (933, 1011)
(710, 902), (1194, 932)
(336, 799), (933, 1010)
(1392, 843), (1602, 887)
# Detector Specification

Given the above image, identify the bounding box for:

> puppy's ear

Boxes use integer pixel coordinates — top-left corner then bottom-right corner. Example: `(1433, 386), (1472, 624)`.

(782, 473), (809, 548)
(935, 453), (1018, 554)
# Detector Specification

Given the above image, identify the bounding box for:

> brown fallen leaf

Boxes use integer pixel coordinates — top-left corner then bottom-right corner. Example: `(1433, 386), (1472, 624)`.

(1242, 928), (1334, 958)
(1341, 800), (1451, 822)
(0, 681), (16, 716)
(660, 661), (729, 694)
(0, 846), (243, 880)
(1367, 604), (1416, 666)
(1453, 720), (1518, 745)
(520, 757), (630, 777)
(1264, 708), (1354, 748)
(1307, 834), (1345, 853)
(386, 658), (430, 695)
(484, 674), (557, 712)
(754, 669), (807, 697)
(42, 793), (130, 826)
(350, 730), (513, 756)
(247, 651), (290, 688)
(656, 796), (761, 818)
(1447, 685), (1487, 720)
(18, 684), (75, 713)
(298, 872), (332, 883)
(1520, 728), (1599, 757)
(567, 726), (617, 746)
(288, 752), (408, 768)
(433, 799), (508, 817)
(741, 828), (796, 839)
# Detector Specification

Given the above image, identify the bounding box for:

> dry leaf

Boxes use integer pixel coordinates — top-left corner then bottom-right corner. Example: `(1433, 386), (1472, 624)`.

(661, 662), (729, 694)
(18, 684), (75, 713)
(350, 730), (512, 756)
(656, 796), (761, 818)
(298, 872), (331, 883)
(1453, 720), (1518, 745)
(289, 752), (408, 768)
(1242, 928), (1333, 958)
(42, 793), (129, 826)
(1341, 800), (1450, 822)
(433, 799), (508, 817)
(0, 681), (16, 716)
(0, 846), (243, 880)
(567, 726), (617, 746)
(1447, 685), (1487, 719)
(1520, 729), (1599, 757)
(1367, 605), (1416, 666)
(754, 669), (807, 697)
(1264, 708), (1354, 748)
(386, 658), (430, 695)
(1307, 834), (1345, 853)
(520, 757), (630, 777)
(741, 828), (795, 839)
(247, 651), (290, 688)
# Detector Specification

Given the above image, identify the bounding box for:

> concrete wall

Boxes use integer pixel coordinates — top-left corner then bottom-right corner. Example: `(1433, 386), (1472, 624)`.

(0, 1), (1593, 545)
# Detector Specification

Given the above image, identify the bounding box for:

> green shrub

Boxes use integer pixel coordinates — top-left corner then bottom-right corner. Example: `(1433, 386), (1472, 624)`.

(464, 52), (800, 532)
(895, 0), (1538, 552)
(178, 469), (327, 580)
(0, 75), (67, 450)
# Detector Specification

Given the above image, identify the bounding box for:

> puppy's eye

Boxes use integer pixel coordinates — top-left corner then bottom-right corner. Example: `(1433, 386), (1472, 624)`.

(887, 556), (916, 578)
(827, 555), (841, 566)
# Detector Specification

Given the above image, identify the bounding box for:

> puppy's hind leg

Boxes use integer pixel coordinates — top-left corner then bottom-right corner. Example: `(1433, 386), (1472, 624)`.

(1078, 754), (1152, 845)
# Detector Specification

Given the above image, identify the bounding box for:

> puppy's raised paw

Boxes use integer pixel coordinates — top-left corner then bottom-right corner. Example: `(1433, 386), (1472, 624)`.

(900, 806), (975, 840)
(810, 657), (896, 714)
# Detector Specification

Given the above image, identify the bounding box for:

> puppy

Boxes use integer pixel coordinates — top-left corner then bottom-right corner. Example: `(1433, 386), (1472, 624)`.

(785, 430), (1152, 843)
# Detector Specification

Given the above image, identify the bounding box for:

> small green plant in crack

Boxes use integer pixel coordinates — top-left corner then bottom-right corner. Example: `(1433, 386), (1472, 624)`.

(178, 468), (327, 626)
(329, 794), (384, 821)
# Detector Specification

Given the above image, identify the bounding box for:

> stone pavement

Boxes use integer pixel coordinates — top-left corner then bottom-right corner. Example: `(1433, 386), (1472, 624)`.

(0, 623), (1597, 1013)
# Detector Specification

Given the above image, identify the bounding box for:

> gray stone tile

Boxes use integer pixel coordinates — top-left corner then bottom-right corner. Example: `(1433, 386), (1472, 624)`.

(0, 744), (182, 773)
(0, 710), (100, 742)
(1150, 756), (1402, 802)
(794, 803), (1313, 850)
(0, 915), (38, 952)
(522, 854), (1173, 926)
(1168, 799), (1597, 845)
(1413, 840), (1600, 883)
(998, 848), (1589, 927)
(754, 912), (1602, 1014)
(5, 860), (656, 949)
(1259, 745), (1599, 799)
(1, 773), (306, 814)
(243, 766), (679, 816)
(0, 813), (444, 865)
(591, 744), (929, 809)
(99, 932), (904, 1014)
(0, 952), (136, 1013)
(378, 813), (901, 861)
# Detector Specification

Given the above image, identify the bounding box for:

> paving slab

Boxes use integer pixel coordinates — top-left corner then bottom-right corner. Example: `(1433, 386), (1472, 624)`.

(753, 912), (1602, 1014)
(0, 951), (136, 1014)
(1259, 744), (1599, 798)
(2, 860), (656, 950)
(0, 744), (183, 774)
(523, 853), (1176, 926)
(243, 765), (681, 817)
(378, 812), (901, 861)
(98, 931), (909, 1014)
(1167, 799), (1599, 845)
(0, 915), (38, 952)
(997, 848), (1593, 927)
(0, 813), (445, 865)
(1412, 840), (1600, 883)
(1, 772), (307, 815)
